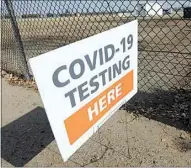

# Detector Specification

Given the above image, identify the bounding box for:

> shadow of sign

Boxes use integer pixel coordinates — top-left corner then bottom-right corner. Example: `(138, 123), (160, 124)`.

(1, 107), (55, 167)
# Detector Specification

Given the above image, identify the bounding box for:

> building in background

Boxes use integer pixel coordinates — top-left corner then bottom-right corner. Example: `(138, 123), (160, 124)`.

(163, 8), (172, 15)
(183, 7), (191, 18)
(136, 3), (147, 16)
(145, 2), (163, 16)
(136, 2), (163, 16)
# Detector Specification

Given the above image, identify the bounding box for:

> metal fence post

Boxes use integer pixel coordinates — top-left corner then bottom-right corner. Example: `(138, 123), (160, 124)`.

(4, 0), (30, 79)
(189, 102), (191, 130)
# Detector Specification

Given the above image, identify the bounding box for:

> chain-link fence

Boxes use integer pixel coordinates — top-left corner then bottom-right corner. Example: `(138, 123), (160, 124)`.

(1, 0), (191, 129)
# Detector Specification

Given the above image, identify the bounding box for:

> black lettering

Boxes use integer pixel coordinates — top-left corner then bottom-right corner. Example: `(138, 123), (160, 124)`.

(52, 65), (70, 87)
(89, 75), (99, 94)
(78, 81), (89, 101)
(65, 88), (77, 107)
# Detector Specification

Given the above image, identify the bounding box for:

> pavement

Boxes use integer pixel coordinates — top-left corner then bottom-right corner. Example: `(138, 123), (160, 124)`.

(1, 77), (191, 167)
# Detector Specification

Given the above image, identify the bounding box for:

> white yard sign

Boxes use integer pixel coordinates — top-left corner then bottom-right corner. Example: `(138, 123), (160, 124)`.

(29, 20), (138, 161)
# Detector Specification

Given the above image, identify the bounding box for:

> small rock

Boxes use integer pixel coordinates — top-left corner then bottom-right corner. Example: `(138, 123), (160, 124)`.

(181, 113), (186, 118)
(2, 70), (7, 76)
(179, 133), (187, 140)
(9, 74), (13, 78)
(161, 138), (166, 142)
(149, 107), (153, 111)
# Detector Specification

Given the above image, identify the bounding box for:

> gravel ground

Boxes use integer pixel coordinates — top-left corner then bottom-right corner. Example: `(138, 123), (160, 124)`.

(1, 75), (191, 167)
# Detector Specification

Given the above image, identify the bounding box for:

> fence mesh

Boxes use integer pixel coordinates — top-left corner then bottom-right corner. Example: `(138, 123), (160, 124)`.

(1, 1), (191, 127)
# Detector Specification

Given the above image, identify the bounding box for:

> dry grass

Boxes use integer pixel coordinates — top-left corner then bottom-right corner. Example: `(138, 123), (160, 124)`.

(1, 13), (190, 90)
(1, 11), (185, 48)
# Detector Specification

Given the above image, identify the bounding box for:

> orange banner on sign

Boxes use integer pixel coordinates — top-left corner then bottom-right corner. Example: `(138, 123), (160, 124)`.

(64, 70), (134, 145)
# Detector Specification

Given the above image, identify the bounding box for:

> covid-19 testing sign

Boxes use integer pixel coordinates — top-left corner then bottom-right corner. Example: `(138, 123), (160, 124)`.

(29, 20), (138, 161)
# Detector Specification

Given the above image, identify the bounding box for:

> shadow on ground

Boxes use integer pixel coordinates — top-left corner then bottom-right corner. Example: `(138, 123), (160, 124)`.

(1, 107), (55, 167)
(1, 89), (191, 167)
(124, 88), (191, 132)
